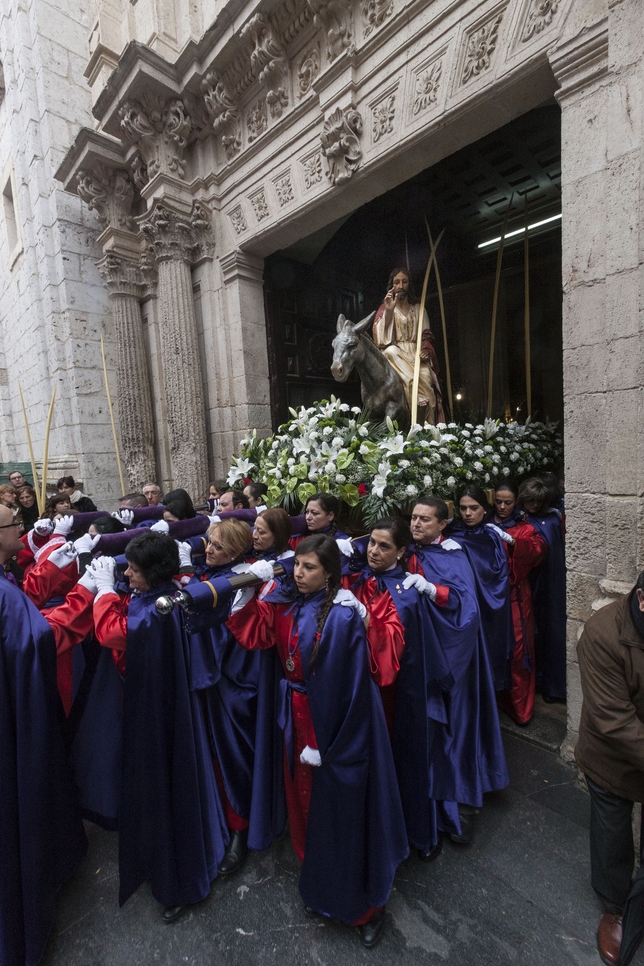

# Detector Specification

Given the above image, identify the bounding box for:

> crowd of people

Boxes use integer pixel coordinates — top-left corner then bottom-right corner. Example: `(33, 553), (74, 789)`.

(2, 465), (574, 966)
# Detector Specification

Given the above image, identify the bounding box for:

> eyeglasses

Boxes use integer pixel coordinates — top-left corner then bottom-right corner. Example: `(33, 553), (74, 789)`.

(0, 521), (24, 530)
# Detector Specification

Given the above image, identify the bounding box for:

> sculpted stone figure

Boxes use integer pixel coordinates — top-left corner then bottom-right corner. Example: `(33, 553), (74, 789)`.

(372, 267), (444, 424)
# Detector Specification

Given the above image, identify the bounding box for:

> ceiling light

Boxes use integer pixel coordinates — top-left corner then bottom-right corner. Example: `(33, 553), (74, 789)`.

(478, 212), (562, 249)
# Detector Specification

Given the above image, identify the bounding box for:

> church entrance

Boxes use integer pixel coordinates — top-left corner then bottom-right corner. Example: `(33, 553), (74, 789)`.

(264, 101), (562, 432)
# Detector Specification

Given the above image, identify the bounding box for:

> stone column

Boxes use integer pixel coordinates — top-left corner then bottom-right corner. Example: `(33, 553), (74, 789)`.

(76, 162), (158, 489)
(550, 1), (644, 758)
(140, 200), (214, 497)
(96, 252), (157, 487)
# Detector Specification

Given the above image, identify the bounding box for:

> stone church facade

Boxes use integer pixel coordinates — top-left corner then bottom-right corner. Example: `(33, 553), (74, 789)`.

(0, 0), (642, 753)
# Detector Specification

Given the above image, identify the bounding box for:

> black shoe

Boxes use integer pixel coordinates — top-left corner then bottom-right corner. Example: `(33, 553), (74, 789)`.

(449, 807), (476, 846)
(218, 829), (249, 876)
(359, 908), (386, 948)
(304, 905), (319, 918)
(162, 905), (187, 924)
(417, 837), (442, 862)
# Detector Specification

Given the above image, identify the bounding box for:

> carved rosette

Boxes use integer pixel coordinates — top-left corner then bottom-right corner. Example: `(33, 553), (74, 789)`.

(372, 93), (395, 142)
(241, 13), (289, 119)
(462, 15), (503, 83)
(76, 163), (135, 231)
(301, 153), (323, 189)
(247, 100), (268, 142)
(139, 201), (214, 264)
(202, 69), (242, 159)
(250, 190), (270, 222)
(119, 93), (192, 184)
(229, 206), (248, 235)
(320, 106), (363, 185)
(362, 0), (393, 38)
(307, 0), (353, 61)
(297, 45), (320, 98)
(274, 173), (294, 206)
(522, 0), (559, 40)
(413, 60), (442, 115)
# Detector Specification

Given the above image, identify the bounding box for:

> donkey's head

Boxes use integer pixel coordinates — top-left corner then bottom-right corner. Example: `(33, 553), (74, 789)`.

(330, 311), (375, 383)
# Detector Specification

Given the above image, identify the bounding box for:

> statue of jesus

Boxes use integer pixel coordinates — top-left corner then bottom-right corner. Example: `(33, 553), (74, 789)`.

(372, 267), (444, 425)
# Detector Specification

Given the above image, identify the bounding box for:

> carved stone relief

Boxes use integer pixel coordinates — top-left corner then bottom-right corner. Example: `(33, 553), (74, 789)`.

(413, 59), (442, 115)
(247, 99), (268, 142)
(76, 162), (135, 231)
(274, 172), (295, 206)
(307, 0), (353, 61)
(250, 189), (270, 221)
(372, 92), (396, 141)
(297, 44), (321, 98)
(320, 106), (363, 185)
(462, 13), (503, 83)
(229, 206), (248, 235)
(241, 13), (289, 119)
(139, 200), (214, 264)
(362, 0), (394, 38)
(202, 69), (242, 159)
(119, 92), (192, 182)
(522, 0), (559, 40)
(301, 152), (323, 188)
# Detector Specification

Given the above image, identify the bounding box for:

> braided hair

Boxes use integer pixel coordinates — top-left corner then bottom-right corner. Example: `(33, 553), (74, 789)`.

(294, 534), (341, 667)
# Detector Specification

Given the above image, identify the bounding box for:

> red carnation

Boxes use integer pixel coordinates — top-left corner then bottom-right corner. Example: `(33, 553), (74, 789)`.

(243, 477), (253, 485)
(358, 483), (369, 496)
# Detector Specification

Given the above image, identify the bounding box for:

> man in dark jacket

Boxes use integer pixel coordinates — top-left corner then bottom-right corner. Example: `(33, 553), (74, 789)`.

(576, 572), (644, 966)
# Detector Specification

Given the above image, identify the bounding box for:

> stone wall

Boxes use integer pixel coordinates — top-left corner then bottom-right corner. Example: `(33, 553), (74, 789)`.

(0, 0), (123, 505)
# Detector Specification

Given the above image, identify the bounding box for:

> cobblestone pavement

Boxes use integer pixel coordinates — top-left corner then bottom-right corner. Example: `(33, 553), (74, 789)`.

(42, 732), (643, 966)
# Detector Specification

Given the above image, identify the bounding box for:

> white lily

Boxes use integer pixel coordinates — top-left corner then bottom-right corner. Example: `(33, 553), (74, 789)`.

(380, 433), (406, 455)
(372, 461), (392, 498)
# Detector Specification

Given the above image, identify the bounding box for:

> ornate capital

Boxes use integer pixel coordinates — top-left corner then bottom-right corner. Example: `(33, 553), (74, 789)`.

(119, 92), (192, 184)
(202, 70), (242, 160)
(241, 14), (289, 119)
(320, 106), (363, 185)
(139, 200), (214, 264)
(307, 0), (353, 62)
(96, 251), (153, 299)
(76, 162), (135, 231)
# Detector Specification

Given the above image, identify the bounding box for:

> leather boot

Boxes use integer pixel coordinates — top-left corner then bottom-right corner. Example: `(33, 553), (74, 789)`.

(218, 829), (248, 876)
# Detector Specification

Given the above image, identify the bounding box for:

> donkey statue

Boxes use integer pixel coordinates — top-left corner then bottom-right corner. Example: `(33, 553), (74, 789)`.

(331, 311), (410, 426)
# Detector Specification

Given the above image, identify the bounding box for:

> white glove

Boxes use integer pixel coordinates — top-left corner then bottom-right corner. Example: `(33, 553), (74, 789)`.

(403, 572), (437, 600)
(300, 745), (322, 767)
(115, 508), (134, 525)
(230, 586), (255, 615)
(175, 540), (192, 569)
(486, 522), (515, 545)
(73, 533), (101, 555)
(230, 562), (252, 575)
(248, 559), (275, 583)
(91, 556), (117, 598)
(53, 515), (75, 536)
(33, 518), (54, 536)
(335, 537), (354, 557)
(78, 568), (98, 595)
(47, 542), (78, 570)
(333, 587), (367, 620)
(150, 519), (170, 534)
(208, 514), (221, 524)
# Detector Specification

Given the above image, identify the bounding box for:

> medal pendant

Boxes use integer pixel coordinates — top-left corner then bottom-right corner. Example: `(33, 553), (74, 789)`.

(285, 656), (295, 672)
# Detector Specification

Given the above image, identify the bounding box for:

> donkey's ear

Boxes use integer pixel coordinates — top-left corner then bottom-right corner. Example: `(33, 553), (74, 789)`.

(353, 310), (376, 334)
(336, 313), (347, 334)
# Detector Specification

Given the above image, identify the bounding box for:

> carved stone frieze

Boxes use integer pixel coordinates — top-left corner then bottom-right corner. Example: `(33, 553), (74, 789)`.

(413, 60), (442, 115)
(139, 200), (214, 264)
(241, 13), (289, 119)
(297, 44), (321, 98)
(202, 69), (242, 159)
(462, 14), (503, 83)
(320, 106), (363, 185)
(522, 0), (559, 41)
(247, 99), (268, 142)
(372, 93), (396, 141)
(274, 172), (294, 206)
(362, 0), (393, 38)
(76, 162), (135, 231)
(250, 189), (270, 222)
(229, 206), (248, 235)
(119, 92), (192, 183)
(307, 0), (353, 61)
(301, 153), (323, 188)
